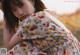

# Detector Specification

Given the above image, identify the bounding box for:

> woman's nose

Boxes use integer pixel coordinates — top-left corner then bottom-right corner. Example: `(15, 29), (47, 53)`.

(17, 8), (24, 16)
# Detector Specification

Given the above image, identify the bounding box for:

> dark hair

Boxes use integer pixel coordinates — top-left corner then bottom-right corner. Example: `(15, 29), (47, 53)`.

(1, 0), (46, 33)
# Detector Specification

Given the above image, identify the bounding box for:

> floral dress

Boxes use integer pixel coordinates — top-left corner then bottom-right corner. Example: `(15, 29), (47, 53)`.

(7, 10), (80, 55)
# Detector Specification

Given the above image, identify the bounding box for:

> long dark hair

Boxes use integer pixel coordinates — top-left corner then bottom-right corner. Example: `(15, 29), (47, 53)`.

(1, 0), (46, 33)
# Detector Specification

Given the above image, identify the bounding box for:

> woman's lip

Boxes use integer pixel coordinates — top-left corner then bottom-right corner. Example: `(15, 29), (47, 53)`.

(21, 15), (29, 19)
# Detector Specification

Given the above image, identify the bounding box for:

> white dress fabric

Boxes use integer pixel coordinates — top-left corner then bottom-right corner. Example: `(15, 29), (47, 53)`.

(7, 10), (80, 55)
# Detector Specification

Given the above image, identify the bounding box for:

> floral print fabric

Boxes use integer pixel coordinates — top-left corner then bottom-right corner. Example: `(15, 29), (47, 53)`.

(8, 10), (80, 55)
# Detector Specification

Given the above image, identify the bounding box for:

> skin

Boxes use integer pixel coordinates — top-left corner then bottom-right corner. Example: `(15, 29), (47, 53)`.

(11, 0), (35, 20)
(3, 0), (35, 50)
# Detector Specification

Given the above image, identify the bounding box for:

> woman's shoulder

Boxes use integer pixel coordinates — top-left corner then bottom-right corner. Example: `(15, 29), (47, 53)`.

(35, 9), (58, 18)
(33, 9), (51, 17)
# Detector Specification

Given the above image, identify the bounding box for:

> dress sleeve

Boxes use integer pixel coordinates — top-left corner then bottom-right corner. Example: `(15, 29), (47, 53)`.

(45, 36), (80, 55)
(15, 10), (71, 39)
(42, 10), (80, 55)
(15, 10), (80, 55)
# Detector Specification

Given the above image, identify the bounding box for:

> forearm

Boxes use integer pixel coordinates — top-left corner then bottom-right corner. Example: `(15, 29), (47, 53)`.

(3, 21), (23, 50)
(7, 25), (23, 49)
(7, 33), (22, 50)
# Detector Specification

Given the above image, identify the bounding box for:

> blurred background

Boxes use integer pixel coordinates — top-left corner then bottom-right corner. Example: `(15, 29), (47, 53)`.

(0, 0), (80, 48)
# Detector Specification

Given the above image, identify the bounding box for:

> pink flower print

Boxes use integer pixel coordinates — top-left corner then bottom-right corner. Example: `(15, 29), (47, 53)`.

(9, 51), (14, 55)
(18, 32), (23, 38)
(35, 41), (40, 46)
(38, 11), (45, 19)
(43, 22), (49, 27)
(30, 25), (38, 31)
(32, 13), (36, 16)
(38, 52), (47, 55)
(38, 15), (45, 19)
(63, 48), (67, 55)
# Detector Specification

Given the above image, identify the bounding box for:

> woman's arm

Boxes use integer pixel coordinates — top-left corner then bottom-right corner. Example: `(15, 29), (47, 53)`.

(3, 21), (22, 50)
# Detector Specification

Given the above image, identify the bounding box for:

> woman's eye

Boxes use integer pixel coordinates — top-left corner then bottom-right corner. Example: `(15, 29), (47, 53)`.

(19, 3), (24, 8)
(12, 8), (17, 11)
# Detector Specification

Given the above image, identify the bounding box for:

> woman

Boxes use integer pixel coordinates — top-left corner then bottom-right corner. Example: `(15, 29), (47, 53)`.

(2, 0), (80, 55)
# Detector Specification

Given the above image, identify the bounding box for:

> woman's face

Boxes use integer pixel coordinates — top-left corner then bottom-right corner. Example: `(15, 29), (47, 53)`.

(11, 0), (35, 20)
